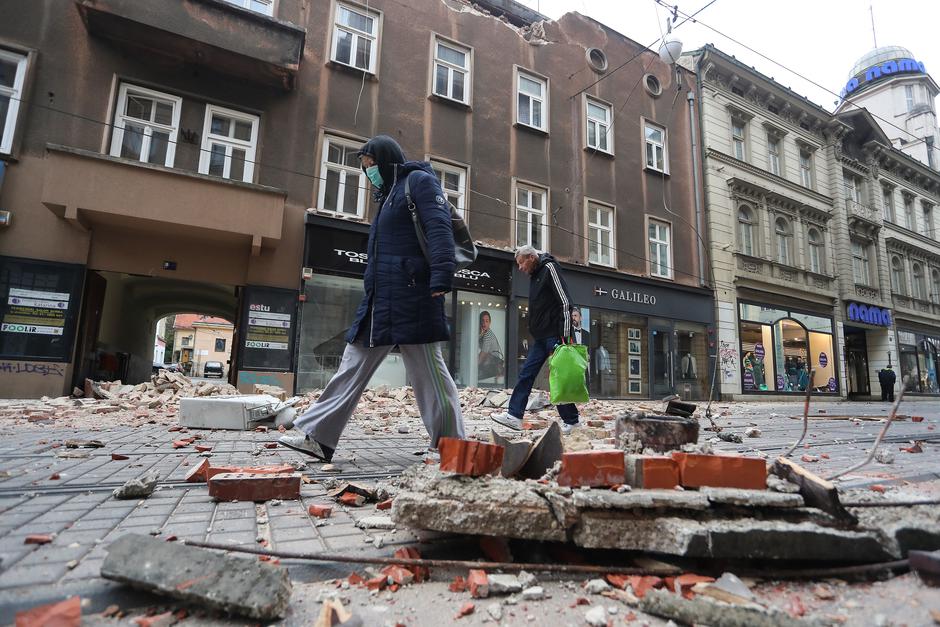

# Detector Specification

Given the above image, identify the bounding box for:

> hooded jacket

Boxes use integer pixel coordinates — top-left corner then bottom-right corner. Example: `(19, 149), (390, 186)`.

(345, 135), (456, 346)
(526, 253), (573, 341)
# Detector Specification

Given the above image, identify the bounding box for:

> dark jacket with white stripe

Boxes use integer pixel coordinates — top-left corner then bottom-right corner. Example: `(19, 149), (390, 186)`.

(527, 253), (573, 341)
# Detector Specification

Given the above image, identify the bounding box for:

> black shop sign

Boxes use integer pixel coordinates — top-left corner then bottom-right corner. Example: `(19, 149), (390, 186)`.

(238, 286), (296, 371)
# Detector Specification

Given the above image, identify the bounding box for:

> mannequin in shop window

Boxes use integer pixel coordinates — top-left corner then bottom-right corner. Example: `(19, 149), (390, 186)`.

(680, 352), (697, 379)
(478, 310), (504, 380)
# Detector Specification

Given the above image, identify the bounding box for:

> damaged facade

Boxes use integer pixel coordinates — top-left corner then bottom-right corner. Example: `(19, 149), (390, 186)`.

(0, 0), (713, 401)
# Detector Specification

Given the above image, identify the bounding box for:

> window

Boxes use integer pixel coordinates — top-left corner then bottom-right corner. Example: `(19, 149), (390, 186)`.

(215, 338), (226, 352)
(883, 187), (895, 222)
(738, 205), (756, 256)
(221, 0), (273, 16)
(331, 3), (379, 73)
(644, 122), (667, 172)
(0, 49), (27, 154)
(852, 241), (871, 285)
(318, 136), (367, 218)
(891, 255), (905, 294)
(731, 120), (746, 161)
(181, 336), (191, 347)
(807, 228), (824, 274)
(198, 105), (259, 183)
(903, 195), (916, 230)
(932, 269), (940, 304)
(430, 160), (466, 217)
(912, 262), (926, 300)
(925, 204), (936, 238)
(514, 183), (546, 250)
(844, 175), (861, 204)
(110, 84), (181, 167)
(648, 219), (671, 279)
(799, 150), (813, 188)
(775, 216), (792, 265)
(587, 202), (614, 266)
(586, 98), (611, 153)
(905, 84), (915, 111)
(516, 71), (547, 131)
(432, 38), (470, 103)
(767, 135), (780, 175)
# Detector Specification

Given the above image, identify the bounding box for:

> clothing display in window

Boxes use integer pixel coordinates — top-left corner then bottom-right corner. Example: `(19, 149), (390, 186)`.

(594, 345), (611, 373)
(680, 353), (697, 379)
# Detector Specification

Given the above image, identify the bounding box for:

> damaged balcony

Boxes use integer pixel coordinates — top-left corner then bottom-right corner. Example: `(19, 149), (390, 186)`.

(75, 0), (305, 90)
(41, 144), (286, 255)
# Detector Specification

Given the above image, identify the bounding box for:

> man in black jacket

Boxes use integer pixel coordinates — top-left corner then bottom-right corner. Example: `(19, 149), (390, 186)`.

(492, 246), (581, 434)
(878, 365), (896, 402)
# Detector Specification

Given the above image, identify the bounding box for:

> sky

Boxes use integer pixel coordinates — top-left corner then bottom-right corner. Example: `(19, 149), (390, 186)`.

(513, 0), (939, 112)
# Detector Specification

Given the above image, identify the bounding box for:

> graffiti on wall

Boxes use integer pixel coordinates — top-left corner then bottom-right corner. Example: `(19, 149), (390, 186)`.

(718, 341), (738, 382)
(0, 361), (65, 377)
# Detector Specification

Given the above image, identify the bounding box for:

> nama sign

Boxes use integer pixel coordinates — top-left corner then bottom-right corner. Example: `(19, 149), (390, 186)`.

(841, 57), (927, 98)
(847, 302), (892, 327)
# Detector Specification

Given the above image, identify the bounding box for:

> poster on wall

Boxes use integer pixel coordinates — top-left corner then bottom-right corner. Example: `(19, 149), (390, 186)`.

(239, 286), (296, 371)
(475, 304), (506, 385)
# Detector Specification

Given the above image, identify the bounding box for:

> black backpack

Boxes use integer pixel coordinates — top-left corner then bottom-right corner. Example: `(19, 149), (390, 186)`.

(404, 171), (478, 271)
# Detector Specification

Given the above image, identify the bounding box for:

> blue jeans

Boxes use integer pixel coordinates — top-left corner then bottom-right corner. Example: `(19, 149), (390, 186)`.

(508, 336), (579, 424)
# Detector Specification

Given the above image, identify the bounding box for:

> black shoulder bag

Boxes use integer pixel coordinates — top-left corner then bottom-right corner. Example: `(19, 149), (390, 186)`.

(404, 171), (478, 271)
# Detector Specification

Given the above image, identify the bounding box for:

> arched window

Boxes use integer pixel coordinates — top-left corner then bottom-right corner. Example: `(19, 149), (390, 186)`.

(912, 262), (926, 300)
(738, 206), (755, 256)
(890, 256), (906, 294)
(807, 228), (824, 274)
(775, 216), (792, 265)
(932, 269), (940, 304)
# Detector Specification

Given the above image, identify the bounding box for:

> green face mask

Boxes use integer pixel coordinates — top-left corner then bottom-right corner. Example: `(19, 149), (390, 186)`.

(365, 165), (383, 188)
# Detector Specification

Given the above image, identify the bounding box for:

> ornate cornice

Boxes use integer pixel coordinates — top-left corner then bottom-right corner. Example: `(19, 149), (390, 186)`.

(709, 149), (834, 207)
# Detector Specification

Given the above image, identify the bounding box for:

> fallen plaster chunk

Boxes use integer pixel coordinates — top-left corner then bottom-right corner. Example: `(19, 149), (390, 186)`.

(639, 588), (821, 627)
(521, 586), (544, 600)
(585, 605), (607, 626)
(355, 516), (396, 530)
(112, 471), (159, 499)
(700, 487), (804, 508)
(585, 578), (610, 594)
(101, 534), (292, 620)
(488, 574), (522, 595)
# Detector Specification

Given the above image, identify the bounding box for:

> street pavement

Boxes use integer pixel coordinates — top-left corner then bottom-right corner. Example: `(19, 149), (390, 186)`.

(0, 396), (937, 624)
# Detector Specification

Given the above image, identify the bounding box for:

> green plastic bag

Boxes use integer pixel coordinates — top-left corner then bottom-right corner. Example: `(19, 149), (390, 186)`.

(549, 342), (589, 404)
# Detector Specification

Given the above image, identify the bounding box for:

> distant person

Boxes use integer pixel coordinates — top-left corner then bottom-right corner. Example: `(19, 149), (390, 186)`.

(878, 365), (896, 402)
(280, 135), (465, 461)
(491, 245), (580, 434)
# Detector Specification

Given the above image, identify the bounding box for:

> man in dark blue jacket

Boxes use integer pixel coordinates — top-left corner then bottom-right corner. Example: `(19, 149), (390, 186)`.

(281, 135), (465, 462)
(491, 246), (581, 434)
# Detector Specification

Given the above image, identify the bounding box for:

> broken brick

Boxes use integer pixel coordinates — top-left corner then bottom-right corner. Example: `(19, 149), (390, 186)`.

(625, 455), (680, 489)
(14, 595), (81, 627)
(24, 534), (53, 545)
(675, 573), (715, 596)
(48, 473), (60, 480)
(133, 611), (174, 627)
(339, 493), (365, 507)
(255, 425), (269, 432)
(395, 547), (429, 582)
(902, 442), (925, 453)
(307, 504), (333, 518)
(449, 576), (468, 592)
(168, 426), (183, 432)
(376, 498), (393, 511)
(348, 573), (364, 586)
(557, 450), (626, 488)
(365, 575), (387, 591)
(208, 472), (301, 502)
(468, 569), (489, 598)
(185, 458), (211, 483)
(870, 484), (887, 493)
(626, 575), (663, 598)
(111, 453), (130, 461)
(264, 442), (278, 449)
(912, 415), (925, 423)
(672, 452), (766, 490)
(195, 445), (213, 453)
(185, 460), (296, 484)
(456, 602), (475, 618)
(439, 437), (504, 477)
(606, 574), (630, 590)
(172, 440), (192, 449)
(381, 565), (415, 586)
(478, 536), (512, 563)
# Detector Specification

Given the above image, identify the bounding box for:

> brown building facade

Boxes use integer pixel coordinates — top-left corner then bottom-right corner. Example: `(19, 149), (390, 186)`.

(0, 0), (713, 400)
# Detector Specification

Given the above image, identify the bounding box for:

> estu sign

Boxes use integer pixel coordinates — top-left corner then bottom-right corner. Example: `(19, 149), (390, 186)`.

(841, 57), (927, 98)
(846, 302), (892, 327)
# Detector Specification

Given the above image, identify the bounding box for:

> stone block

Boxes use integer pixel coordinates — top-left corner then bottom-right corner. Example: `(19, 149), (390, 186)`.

(101, 534), (291, 619)
(439, 438), (504, 477)
(616, 412), (698, 452)
(672, 453), (766, 490)
(624, 455), (680, 489)
(208, 473), (300, 502)
(557, 450), (626, 488)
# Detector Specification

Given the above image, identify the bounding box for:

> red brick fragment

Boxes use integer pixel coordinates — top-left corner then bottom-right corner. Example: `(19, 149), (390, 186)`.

(468, 569), (489, 598)
(365, 575), (387, 591)
(557, 450), (626, 488)
(478, 536), (511, 563)
(395, 547), (429, 582)
(195, 445), (212, 453)
(185, 458), (211, 483)
(870, 484), (886, 493)
(629, 575), (663, 598)
(339, 492), (365, 507)
(255, 425), (269, 432)
(208, 472), (301, 502)
(439, 437), (504, 477)
(14, 595), (80, 627)
(572, 597), (590, 606)
(206, 464), (296, 480)
(48, 473), (60, 480)
(456, 602), (475, 618)
(348, 572), (364, 586)
(800, 454), (819, 463)
(168, 426), (183, 432)
(820, 453), (830, 459)
(912, 415), (925, 423)
(449, 576), (467, 592)
(133, 611), (174, 627)
(675, 573), (715, 595)
(625, 455), (680, 489)
(258, 555), (271, 562)
(389, 583), (400, 592)
(606, 574), (630, 590)
(24, 534), (53, 545)
(307, 503), (333, 518)
(671, 453), (766, 490)
(586, 419), (606, 427)
(902, 442), (924, 453)
(172, 440), (191, 449)
(376, 498), (393, 511)
(111, 453), (130, 461)
(381, 565), (415, 585)
(264, 442), (278, 449)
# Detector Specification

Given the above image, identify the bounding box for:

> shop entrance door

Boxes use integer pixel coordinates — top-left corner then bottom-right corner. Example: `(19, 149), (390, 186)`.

(650, 326), (675, 397)
(844, 328), (870, 397)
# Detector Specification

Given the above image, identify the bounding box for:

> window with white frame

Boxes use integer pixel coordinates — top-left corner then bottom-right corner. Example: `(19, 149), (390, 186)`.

(844, 174), (861, 204)
(912, 262), (926, 300)
(890, 255), (905, 294)
(587, 202), (614, 266)
(807, 227), (824, 274)
(318, 136), (367, 218)
(0, 49), (27, 154)
(903, 194), (916, 230)
(221, 0), (274, 16)
(430, 160), (466, 217)
(932, 269), (940, 304)
(331, 3), (379, 73)
(738, 205), (756, 256)
(432, 38), (470, 103)
(775, 216), (792, 265)
(924, 203), (936, 239)
(514, 183), (546, 250)
(516, 71), (546, 131)
(767, 134), (780, 175)
(852, 241), (871, 285)
(883, 187), (895, 222)
(644, 122), (667, 172)
(799, 149), (813, 188)
(109, 84), (181, 167)
(905, 84), (915, 112)
(586, 98), (611, 152)
(731, 120), (746, 161)
(199, 105), (259, 183)
(648, 219), (671, 279)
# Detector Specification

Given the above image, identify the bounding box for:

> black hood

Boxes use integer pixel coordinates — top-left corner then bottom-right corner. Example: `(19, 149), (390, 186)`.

(536, 252), (557, 269)
(358, 135), (407, 195)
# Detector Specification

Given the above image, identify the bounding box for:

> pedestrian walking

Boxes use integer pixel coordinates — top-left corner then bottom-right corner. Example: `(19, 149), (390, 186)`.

(878, 365), (896, 402)
(491, 246), (581, 434)
(280, 135), (465, 461)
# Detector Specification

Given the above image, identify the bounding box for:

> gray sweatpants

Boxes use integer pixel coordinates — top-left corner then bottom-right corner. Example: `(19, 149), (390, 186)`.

(293, 341), (465, 450)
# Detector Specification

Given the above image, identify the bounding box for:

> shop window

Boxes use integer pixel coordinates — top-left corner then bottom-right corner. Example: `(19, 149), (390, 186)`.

(318, 136), (367, 218)
(774, 216), (792, 266)
(737, 206), (756, 256)
(331, 2), (380, 74)
(900, 346), (919, 393)
(674, 321), (709, 400)
(583, 308), (647, 398)
(453, 291), (506, 389)
(807, 227), (824, 274)
(110, 84), (181, 167)
(515, 300), (549, 392)
(890, 255), (905, 295)
(916, 339), (939, 394)
(912, 262), (926, 300)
